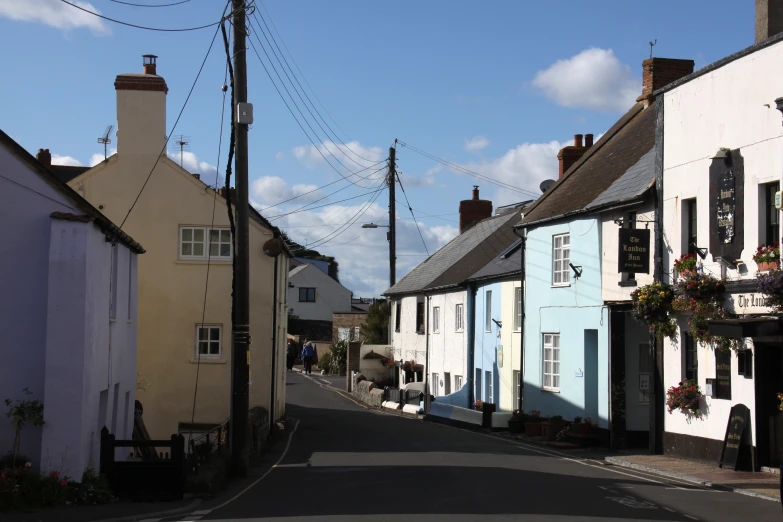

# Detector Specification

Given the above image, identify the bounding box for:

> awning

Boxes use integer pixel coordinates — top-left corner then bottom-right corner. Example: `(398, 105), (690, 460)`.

(707, 316), (783, 338)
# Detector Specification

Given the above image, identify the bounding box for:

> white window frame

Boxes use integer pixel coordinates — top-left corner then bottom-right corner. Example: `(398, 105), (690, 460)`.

(485, 370), (493, 403)
(513, 370), (521, 408)
(485, 290), (492, 332)
(513, 286), (522, 331)
(432, 373), (439, 397)
(195, 324), (222, 358)
(179, 226), (232, 260)
(455, 304), (464, 332)
(432, 306), (440, 333)
(455, 375), (463, 391)
(353, 326), (361, 341)
(552, 234), (570, 286)
(543, 333), (560, 392)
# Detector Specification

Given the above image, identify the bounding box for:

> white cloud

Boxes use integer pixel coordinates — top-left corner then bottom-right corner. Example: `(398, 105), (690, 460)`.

(464, 136), (489, 152)
(90, 147), (116, 167)
(51, 154), (82, 166)
(0, 0), (110, 35)
(167, 149), (218, 176)
(251, 176), (320, 206)
(275, 151), (285, 161)
(291, 140), (385, 172)
(532, 48), (638, 112)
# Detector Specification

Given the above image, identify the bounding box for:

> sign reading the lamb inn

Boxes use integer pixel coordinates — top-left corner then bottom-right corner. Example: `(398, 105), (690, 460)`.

(618, 228), (650, 273)
(709, 150), (744, 261)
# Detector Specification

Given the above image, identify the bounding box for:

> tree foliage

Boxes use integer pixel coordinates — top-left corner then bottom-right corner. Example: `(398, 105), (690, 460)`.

(361, 300), (390, 344)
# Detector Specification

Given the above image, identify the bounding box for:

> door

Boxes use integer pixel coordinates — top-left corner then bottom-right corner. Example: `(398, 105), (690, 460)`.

(584, 330), (599, 422)
(444, 373), (451, 395)
(755, 343), (783, 468)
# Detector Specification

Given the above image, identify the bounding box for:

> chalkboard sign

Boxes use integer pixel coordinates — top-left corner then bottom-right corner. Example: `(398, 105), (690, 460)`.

(715, 349), (732, 400)
(719, 403), (750, 470)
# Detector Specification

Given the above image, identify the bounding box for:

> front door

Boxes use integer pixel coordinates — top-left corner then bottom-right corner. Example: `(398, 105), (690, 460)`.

(754, 343), (783, 468)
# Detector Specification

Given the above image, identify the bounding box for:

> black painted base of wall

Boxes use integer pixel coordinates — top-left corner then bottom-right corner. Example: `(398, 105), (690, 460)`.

(663, 431), (756, 470)
(626, 430), (649, 449)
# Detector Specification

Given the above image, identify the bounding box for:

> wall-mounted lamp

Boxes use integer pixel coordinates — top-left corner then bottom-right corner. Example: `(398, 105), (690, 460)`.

(716, 256), (739, 270)
(613, 218), (624, 227)
(569, 263), (583, 279)
(492, 318), (502, 329)
(710, 147), (732, 164)
(689, 242), (708, 260)
(288, 282), (295, 288)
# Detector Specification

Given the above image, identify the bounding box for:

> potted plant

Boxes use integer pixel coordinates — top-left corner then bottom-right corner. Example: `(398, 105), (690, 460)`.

(474, 400), (483, 411)
(757, 269), (783, 312)
(674, 253), (698, 278)
(508, 409), (525, 434)
(753, 242), (780, 272)
(524, 410), (542, 437)
(777, 392), (783, 412)
(541, 415), (566, 441)
(631, 282), (677, 339)
(666, 380), (703, 419)
(572, 416), (591, 435)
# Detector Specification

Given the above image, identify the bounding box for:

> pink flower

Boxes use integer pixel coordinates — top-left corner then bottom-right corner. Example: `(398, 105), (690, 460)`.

(60, 479), (67, 487)
(12, 487), (19, 493)
(49, 471), (60, 478)
(24, 462), (31, 468)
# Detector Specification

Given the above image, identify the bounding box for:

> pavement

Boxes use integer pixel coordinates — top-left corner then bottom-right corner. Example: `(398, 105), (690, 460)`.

(9, 371), (782, 521)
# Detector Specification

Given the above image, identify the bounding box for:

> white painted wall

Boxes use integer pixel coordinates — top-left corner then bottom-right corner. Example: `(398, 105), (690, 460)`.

(288, 264), (352, 321)
(427, 290), (467, 398)
(661, 39), (783, 445)
(601, 203), (655, 303)
(500, 280), (523, 412)
(391, 295), (427, 380)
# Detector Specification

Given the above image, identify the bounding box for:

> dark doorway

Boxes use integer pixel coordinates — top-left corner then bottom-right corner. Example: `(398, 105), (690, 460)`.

(754, 342), (783, 468)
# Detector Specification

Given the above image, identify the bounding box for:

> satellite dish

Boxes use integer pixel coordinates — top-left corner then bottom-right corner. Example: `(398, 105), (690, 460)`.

(539, 179), (556, 193)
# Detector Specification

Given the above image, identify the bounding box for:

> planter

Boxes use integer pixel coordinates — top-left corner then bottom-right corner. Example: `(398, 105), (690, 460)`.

(481, 403), (496, 428)
(541, 421), (566, 441)
(678, 268), (696, 279)
(508, 419), (524, 434)
(524, 422), (542, 437)
(758, 260), (780, 272)
(573, 423), (592, 436)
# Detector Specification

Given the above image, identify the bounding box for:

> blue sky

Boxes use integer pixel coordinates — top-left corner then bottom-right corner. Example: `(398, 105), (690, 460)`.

(0, 0), (756, 295)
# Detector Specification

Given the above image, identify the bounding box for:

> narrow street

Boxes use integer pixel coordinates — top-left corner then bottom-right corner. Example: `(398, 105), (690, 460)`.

(171, 373), (782, 522)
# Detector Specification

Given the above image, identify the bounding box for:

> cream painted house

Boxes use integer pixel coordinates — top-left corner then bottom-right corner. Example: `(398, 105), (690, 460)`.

(499, 279), (522, 413)
(60, 56), (290, 439)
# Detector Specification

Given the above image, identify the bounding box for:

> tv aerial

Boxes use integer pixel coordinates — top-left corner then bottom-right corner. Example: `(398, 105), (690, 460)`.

(539, 179), (556, 194)
(175, 135), (191, 168)
(97, 125), (113, 160)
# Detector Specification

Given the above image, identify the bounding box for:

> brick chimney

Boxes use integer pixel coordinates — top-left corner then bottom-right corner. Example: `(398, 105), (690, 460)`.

(756, 0), (783, 43)
(36, 149), (52, 166)
(557, 134), (590, 178)
(219, 187), (236, 203)
(637, 58), (695, 102)
(459, 186), (492, 233)
(114, 55), (168, 157)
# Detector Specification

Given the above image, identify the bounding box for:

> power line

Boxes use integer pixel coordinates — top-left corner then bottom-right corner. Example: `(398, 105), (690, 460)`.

(109, 0), (192, 6)
(250, 9), (379, 165)
(397, 140), (540, 198)
(257, 1), (378, 159)
(266, 185), (386, 220)
(59, 0), (226, 31)
(244, 17), (378, 187)
(396, 172), (430, 256)
(119, 3), (226, 229)
(305, 187), (386, 250)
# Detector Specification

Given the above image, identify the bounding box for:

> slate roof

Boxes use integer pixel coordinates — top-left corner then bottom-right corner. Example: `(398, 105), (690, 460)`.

(467, 239), (523, 281)
(585, 148), (655, 209)
(0, 129), (145, 254)
(518, 101), (656, 227)
(384, 211), (520, 296)
(50, 165), (90, 184)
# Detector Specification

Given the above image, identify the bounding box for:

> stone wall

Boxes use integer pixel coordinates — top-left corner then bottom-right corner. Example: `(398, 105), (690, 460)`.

(354, 380), (384, 408)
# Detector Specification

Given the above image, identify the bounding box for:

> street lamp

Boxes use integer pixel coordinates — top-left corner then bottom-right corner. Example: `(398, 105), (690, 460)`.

(362, 222), (395, 289)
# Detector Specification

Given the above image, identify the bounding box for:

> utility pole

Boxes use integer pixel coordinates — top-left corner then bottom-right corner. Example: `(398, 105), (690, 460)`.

(230, 0), (251, 477)
(387, 146), (396, 347)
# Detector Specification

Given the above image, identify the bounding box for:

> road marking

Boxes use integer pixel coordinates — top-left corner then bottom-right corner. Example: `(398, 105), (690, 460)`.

(684, 515), (699, 520)
(191, 511), (212, 515)
(319, 378), (332, 385)
(662, 507), (675, 512)
(210, 418), (301, 511)
(665, 487), (721, 491)
(181, 517), (202, 521)
(605, 496), (657, 509)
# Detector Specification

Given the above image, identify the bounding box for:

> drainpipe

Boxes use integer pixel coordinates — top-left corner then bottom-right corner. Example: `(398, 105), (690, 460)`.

(650, 98), (665, 455)
(270, 254), (279, 423)
(513, 226), (526, 411)
(466, 282), (477, 409)
(424, 294), (431, 413)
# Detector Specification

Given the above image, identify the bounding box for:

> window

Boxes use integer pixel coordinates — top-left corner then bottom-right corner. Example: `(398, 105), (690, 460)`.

(684, 334), (697, 382)
(763, 182), (780, 245)
(180, 226), (232, 260)
(416, 301), (425, 333)
(444, 372), (451, 395)
(299, 287), (316, 302)
(638, 343), (651, 404)
(196, 324), (222, 357)
(513, 370), (521, 409)
(485, 371), (493, 403)
(337, 327), (351, 342)
(513, 287), (522, 330)
(552, 234), (570, 286)
(737, 350), (753, 379)
(432, 306), (440, 333)
(485, 290), (492, 332)
(543, 333), (560, 391)
(455, 375), (463, 391)
(475, 369), (482, 401)
(395, 302), (401, 332)
(353, 326), (361, 341)
(432, 373), (439, 397)
(455, 304), (464, 331)
(684, 199), (698, 255)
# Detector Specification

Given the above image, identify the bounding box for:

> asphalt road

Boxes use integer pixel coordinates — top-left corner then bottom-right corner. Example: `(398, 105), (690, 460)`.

(176, 371), (782, 522)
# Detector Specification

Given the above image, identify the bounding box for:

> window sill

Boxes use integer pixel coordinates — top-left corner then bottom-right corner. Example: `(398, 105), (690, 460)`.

(189, 357), (227, 364)
(618, 280), (638, 287)
(542, 388), (560, 393)
(175, 259), (232, 265)
(433, 331), (440, 334)
(395, 329), (400, 333)
(551, 284), (571, 288)
(455, 329), (464, 333)
(416, 330), (425, 335)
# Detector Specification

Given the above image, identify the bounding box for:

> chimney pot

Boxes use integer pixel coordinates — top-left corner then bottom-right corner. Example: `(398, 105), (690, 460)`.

(459, 186), (492, 233)
(472, 185), (479, 200)
(143, 54), (158, 75)
(585, 133), (594, 148)
(574, 134), (583, 147)
(36, 148), (52, 166)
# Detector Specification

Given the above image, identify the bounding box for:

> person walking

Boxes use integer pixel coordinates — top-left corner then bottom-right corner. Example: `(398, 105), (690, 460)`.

(302, 341), (316, 375)
(286, 338), (297, 371)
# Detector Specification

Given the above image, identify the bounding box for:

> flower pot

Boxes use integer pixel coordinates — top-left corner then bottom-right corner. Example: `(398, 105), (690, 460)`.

(524, 422), (542, 437)
(758, 260), (779, 272)
(574, 423), (592, 436)
(508, 419), (524, 434)
(678, 268), (696, 278)
(541, 420), (566, 441)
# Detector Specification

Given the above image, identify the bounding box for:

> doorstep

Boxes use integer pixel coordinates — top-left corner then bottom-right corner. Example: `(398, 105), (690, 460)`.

(605, 454), (780, 502)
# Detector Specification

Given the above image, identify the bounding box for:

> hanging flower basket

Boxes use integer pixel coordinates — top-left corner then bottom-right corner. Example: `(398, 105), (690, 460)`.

(674, 253), (698, 278)
(631, 282), (677, 339)
(757, 269), (783, 312)
(753, 243), (780, 271)
(666, 380), (703, 419)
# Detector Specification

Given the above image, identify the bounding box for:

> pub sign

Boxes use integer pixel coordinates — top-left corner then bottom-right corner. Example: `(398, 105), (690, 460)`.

(618, 228), (650, 273)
